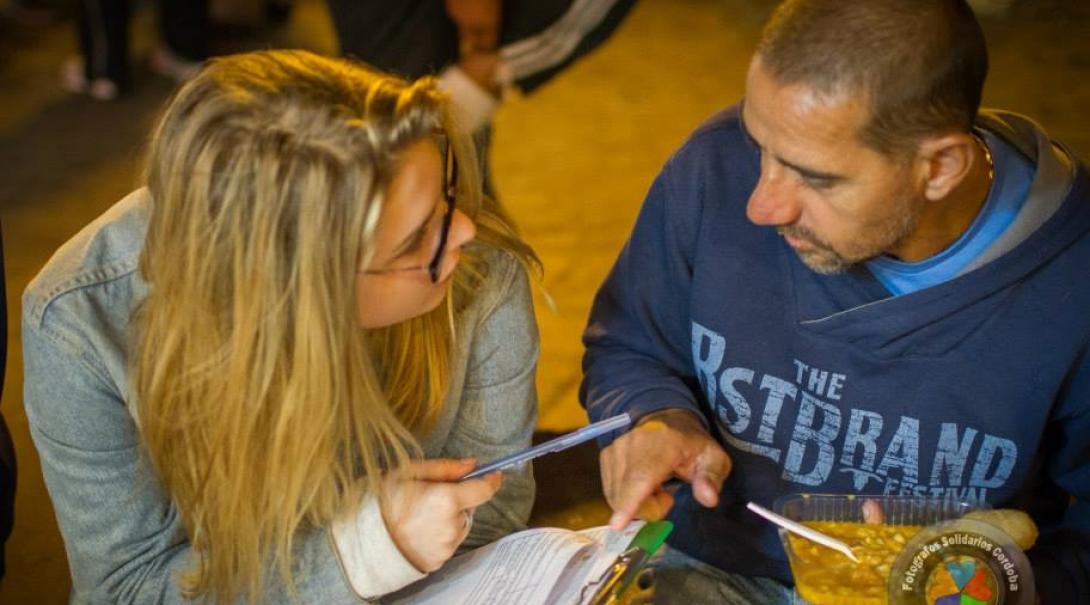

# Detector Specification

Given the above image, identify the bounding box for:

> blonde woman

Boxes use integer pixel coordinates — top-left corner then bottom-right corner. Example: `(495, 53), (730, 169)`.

(23, 49), (540, 603)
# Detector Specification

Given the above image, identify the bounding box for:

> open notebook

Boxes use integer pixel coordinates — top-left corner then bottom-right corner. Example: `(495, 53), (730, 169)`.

(382, 522), (645, 605)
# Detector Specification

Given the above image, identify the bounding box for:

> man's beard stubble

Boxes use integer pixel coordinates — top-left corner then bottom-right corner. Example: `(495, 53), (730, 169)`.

(777, 224), (853, 275)
(777, 195), (920, 275)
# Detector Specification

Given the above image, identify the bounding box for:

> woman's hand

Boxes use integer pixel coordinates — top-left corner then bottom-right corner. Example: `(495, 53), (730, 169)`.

(383, 459), (503, 572)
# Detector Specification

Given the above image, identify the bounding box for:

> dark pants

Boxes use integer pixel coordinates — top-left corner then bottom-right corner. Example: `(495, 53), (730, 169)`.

(322, 0), (633, 93)
(649, 547), (795, 605)
(75, 0), (208, 87)
(324, 0), (459, 81)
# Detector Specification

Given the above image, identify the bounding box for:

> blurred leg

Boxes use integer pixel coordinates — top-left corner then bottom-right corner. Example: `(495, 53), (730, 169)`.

(649, 547), (794, 605)
(75, 0), (130, 90)
(159, 0), (209, 62)
(323, 0), (457, 79)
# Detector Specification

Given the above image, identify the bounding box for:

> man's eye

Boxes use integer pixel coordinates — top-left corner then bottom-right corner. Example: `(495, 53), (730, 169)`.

(804, 175), (834, 190)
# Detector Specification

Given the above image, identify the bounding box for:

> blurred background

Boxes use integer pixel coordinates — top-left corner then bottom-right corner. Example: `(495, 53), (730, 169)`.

(0, 0), (1086, 600)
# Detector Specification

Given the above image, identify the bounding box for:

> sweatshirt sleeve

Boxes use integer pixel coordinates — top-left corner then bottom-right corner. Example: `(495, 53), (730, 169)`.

(440, 256), (539, 550)
(580, 159), (708, 446)
(330, 497), (425, 599)
(1027, 344), (1090, 602)
(22, 314), (372, 604)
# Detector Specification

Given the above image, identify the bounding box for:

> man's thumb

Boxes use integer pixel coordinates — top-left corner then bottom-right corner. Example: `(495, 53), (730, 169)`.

(692, 451), (731, 508)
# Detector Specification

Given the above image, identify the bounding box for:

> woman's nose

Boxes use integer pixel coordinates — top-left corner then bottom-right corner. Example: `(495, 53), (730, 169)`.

(447, 207), (476, 250)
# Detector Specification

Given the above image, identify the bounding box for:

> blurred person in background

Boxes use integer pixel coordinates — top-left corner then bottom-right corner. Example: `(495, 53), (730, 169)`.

(60, 0), (209, 99)
(58, 0), (296, 100)
(582, 0), (1090, 602)
(24, 50), (541, 602)
(325, 0), (638, 191)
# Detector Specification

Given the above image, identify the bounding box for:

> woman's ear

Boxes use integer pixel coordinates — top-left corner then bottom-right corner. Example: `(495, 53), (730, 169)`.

(916, 133), (979, 202)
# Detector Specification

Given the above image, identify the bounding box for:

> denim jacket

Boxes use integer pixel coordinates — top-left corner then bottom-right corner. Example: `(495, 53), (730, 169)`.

(22, 189), (539, 603)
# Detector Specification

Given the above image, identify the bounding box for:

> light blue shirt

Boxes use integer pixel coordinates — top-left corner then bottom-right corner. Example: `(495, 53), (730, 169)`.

(866, 130), (1036, 296)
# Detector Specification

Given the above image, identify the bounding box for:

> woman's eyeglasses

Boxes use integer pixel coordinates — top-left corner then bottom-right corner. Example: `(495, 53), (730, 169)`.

(362, 140), (458, 283)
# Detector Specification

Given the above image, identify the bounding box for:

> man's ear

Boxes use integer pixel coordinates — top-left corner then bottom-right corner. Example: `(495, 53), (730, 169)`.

(915, 133), (979, 202)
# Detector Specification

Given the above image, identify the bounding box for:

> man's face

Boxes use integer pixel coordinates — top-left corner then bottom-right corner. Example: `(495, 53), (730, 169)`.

(742, 59), (925, 274)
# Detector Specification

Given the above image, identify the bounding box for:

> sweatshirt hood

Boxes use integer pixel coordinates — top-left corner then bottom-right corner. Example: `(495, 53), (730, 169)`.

(791, 110), (1088, 355)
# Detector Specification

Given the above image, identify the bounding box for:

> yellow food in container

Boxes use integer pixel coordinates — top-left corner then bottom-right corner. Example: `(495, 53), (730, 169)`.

(787, 522), (923, 605)
(774, 495), (985, 605)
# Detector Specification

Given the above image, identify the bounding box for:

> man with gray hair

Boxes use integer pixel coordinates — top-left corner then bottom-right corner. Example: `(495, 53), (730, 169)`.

(582, 0), (1089, 602)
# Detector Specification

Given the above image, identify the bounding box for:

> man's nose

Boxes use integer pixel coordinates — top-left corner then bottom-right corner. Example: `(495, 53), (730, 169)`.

(746, 165), (802, 227)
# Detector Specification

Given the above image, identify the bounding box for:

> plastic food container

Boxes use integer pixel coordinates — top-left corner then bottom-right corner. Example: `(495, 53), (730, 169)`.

(774, 494), (986, 605)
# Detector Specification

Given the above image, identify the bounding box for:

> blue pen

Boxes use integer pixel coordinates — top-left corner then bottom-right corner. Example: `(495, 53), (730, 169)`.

(461, 413), (631, 480)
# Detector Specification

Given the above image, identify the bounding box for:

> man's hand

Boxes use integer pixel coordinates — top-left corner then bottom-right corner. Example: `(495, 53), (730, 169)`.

(445, 0), (502, 55)
(600, 409), (732, 529)
(445, 0), (503, 96)
(456, 52), (502, 97)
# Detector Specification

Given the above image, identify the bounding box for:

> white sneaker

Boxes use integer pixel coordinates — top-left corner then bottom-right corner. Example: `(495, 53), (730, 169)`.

(149, 45), (202, 83)
(59, 56), (120, 101)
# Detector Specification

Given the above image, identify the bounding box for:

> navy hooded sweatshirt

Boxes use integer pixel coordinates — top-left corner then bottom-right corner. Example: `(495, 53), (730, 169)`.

(581, 105), (1090, 601)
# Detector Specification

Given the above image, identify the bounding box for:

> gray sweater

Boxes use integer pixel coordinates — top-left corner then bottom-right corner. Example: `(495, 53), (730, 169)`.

(22, 189), (540, 603)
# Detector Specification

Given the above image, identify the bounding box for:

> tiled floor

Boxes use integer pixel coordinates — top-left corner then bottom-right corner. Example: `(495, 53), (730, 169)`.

(0, 0), (1086, 600)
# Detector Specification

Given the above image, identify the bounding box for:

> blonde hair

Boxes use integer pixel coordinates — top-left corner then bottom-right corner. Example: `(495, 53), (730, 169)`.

(134, 50), (537, 603)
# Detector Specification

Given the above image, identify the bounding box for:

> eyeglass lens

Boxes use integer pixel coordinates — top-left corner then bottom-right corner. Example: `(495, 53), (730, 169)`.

(427, 140), (458, 282)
